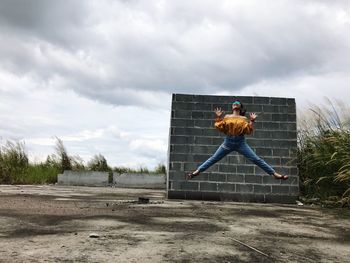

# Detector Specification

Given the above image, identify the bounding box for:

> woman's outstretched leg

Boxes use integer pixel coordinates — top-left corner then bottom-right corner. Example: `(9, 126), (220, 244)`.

(187, 143), (231, 179)
(236, 140), (288, 179)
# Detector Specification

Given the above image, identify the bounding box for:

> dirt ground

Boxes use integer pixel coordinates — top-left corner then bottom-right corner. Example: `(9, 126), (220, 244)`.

(0, 185), (349, 263)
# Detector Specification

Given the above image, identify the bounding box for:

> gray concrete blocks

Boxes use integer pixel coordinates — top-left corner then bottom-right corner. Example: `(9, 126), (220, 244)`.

(113, 173), (166, 189)
(167, 94), (299, 204)
(57, 170), (109, 186)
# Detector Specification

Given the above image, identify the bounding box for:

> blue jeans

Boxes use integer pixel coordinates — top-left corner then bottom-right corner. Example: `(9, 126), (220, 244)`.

(197, 135), (275, 175)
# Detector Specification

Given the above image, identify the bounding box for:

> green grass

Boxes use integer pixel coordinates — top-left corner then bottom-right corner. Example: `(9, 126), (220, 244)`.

(0, 138), (166, 185)
(25, 164), (60, 184)
(297, 99), (350, 207)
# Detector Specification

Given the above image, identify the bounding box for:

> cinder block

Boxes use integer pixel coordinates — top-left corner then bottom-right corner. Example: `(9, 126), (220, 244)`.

(270, 140), (296, 149)
(245, 174), (262, 184)
(262, 122), (280, 130)
(174, 110), (192, 118)
(208, 173), (227, 182)
(200, 182), (218, 191)
(218, 183), (235, 192)
(262, 175), (281, 185)
(272, 185), (290, 194)
(173, 127), (203, 136)
(169, 162), (182, 170)
(272, 114), (288, 122)
(171, 118), (195, 127)
(253, 97), (270, 104)
(272, 148), (290, 156)
(270, 97), (287, 105)
(280, 122), (297, 131)
(281, 157), (296, 166)
(263, 105), (279, 112)
(228, 154), (244, 164)
(254, 130), (273, 139)
(253, 184), (272, 194)
(175, 94), (194, 102)
(194, 119), (213, 127)
(169, 153), (191, 162)
(191, 145), (215, 154)
(262, 157), (281, 166)
(172, 101), (193, 110)
(285, 106), (296, 114)
(206, 128), (221, 136)
(246, 139), (266, 148)
(202, 111), (215, 119)
(193, 154), (211, 163)
(172, 144), (191, 153)
(183, 163), (199, 172)
(173, 181), (199, 191)
(212, 137), (225, 145)
(192, 111), (204, 119)
(277, 106), (290, 114)
(227, 174), (244, 183)
(170, 136), (195, 144)
(194, 136), (213, 145)
(255, 148), (272, 156)
(258, 113), (272, 122)
(236, 184), (253, 193)
(287, 114), (297, 122)
(287, 98), (295, 105)
(248, 104), (263, 112)
(168, 171), (186, 180)
(270, 131), (291, 139)
(219, 164), (236, 173)
(194, 103), (212, 111)
(237, 165), (254, 174)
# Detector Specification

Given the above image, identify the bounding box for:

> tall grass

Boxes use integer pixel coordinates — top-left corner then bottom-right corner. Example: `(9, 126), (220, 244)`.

(88, 154), (111, 172)
(26, 164), (59, 184)
(297, 99), (350, 206)
(0, 141), (28, 184)
(0, 138), (167, 184)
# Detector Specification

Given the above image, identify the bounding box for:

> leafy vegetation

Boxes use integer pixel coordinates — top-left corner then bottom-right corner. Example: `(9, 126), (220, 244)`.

(0, 138), (167, 184)
(297, 99), (350, 207)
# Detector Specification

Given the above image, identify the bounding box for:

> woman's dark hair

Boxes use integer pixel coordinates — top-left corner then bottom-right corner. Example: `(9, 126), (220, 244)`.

(233, 99), (246, 116)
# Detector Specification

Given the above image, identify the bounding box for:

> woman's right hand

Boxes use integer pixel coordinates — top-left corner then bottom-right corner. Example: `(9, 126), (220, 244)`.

(214, 107), (225, 118)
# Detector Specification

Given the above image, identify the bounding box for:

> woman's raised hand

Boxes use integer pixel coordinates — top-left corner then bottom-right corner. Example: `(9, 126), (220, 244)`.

(214, 107), (225, 117)
(250, 112), (258, 122)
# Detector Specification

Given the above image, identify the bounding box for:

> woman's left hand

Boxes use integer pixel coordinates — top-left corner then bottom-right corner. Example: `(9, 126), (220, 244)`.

(250, 112), (257, 122)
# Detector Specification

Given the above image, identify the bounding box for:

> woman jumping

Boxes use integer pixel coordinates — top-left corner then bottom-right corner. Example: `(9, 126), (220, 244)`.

(186, 99), (288, 180)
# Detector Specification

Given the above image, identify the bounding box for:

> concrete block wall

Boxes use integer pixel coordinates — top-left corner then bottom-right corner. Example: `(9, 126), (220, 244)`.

(113, 173), (166, 189)
(167, 94), (298, 204)
(57, 170), (109, 186)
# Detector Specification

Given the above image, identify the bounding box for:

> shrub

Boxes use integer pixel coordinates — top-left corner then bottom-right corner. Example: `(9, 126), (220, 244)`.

(297, 99), (350, 206)
(87, 154), (110, 172)
(0, 141), (28, 184)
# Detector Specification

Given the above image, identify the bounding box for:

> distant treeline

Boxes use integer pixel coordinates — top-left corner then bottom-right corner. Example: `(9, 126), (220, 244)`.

(0, 137), (166, 184)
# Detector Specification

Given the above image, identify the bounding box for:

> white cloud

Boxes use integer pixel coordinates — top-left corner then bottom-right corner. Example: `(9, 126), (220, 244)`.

(0, 0), (349, 168)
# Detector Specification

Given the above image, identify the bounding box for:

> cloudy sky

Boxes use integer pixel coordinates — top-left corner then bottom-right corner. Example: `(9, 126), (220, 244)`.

(0, 0), (349, 168)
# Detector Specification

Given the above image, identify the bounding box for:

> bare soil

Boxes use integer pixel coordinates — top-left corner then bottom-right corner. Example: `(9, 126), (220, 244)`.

(0, 185), (349, 263)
